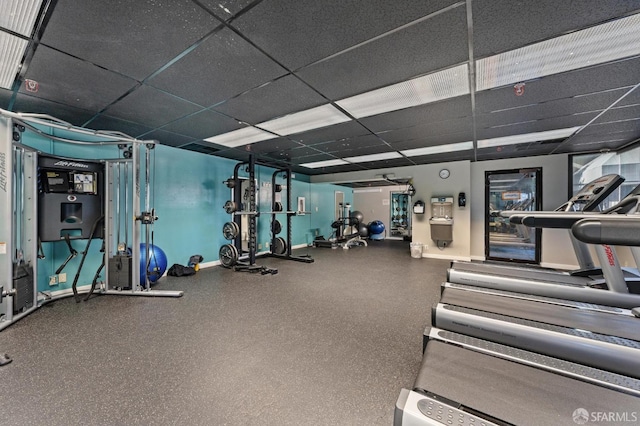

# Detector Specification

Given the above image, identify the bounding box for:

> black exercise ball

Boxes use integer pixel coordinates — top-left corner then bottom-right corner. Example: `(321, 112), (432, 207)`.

(358, 223), (369, 237)
(351, 210), (364, 225)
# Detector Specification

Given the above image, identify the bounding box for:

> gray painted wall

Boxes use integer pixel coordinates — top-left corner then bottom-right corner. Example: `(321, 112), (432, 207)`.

(310, 154), (594, 269)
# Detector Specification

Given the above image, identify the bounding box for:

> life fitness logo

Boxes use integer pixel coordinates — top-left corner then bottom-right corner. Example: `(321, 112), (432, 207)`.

(603, 244), (616, 266)
(573, 408), (638, 424)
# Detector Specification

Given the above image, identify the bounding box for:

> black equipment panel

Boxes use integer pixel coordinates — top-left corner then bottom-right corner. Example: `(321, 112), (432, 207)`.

(38, 155), (104, 242)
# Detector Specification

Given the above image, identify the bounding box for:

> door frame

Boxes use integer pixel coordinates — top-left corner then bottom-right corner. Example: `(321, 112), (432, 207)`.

(484, 168), (542, 264)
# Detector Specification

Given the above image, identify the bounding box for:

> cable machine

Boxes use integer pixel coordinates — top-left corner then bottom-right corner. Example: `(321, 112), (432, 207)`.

(0, 108), (182, 332)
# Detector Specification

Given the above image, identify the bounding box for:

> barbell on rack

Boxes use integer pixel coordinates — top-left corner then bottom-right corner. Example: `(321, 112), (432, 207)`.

(223, 200), (309, 216)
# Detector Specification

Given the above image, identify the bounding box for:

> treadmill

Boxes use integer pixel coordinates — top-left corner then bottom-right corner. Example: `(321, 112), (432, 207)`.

(449, 174), (624, 288)
(448, 183), (640, 308)
(395, 216), (640, 426)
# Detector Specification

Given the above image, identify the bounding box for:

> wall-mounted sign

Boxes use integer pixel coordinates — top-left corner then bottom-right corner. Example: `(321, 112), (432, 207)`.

(501, 191), (521, 200)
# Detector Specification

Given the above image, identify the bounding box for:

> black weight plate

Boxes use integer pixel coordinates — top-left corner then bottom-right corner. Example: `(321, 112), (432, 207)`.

(224, 200), (237, 214)
(273, 201), (283, 212)
(222, 222), (239, 240)
(272, 220), (282, 235)
(274, 184), (283, 193)
(219, 244), (238, 267)
(274, 237), (287, 255)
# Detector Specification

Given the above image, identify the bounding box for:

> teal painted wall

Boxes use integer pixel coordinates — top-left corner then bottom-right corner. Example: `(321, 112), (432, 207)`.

(19, 128), (349, 292)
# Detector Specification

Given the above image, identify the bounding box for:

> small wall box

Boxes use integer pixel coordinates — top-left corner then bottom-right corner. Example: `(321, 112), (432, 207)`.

(413, 200), (425, 214)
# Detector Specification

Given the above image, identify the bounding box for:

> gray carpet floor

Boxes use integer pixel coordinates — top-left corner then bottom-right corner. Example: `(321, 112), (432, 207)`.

(0, 240), (449, 425)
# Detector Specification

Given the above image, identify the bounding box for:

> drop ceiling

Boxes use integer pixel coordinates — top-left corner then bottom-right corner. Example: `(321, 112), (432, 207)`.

(1, 0), (639, 175)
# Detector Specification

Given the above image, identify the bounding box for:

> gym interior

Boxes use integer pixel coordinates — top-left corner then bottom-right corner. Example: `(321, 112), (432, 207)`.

(1, 1), (640, 425)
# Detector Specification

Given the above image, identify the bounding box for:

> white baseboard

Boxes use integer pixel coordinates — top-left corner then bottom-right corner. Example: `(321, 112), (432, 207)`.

(423, 253), (471, 262)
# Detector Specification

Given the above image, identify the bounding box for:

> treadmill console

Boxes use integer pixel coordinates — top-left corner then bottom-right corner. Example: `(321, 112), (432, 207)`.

(563, 174), (624, 212)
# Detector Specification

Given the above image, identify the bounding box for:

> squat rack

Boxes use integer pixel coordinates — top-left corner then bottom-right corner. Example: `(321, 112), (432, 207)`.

(267, 168), (313, 263)
(219, 156), (313, 272)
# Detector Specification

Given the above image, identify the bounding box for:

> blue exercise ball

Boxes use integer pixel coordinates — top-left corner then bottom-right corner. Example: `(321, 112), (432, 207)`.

(140, 243), (168, 285)
(368, 220), (385, 235)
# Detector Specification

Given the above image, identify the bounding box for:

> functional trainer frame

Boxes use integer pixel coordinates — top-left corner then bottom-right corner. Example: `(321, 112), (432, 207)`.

(0, 108), (181, 331)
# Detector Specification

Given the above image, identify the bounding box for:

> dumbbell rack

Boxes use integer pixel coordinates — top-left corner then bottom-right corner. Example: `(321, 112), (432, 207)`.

(267, 169), (314, 264)
(219, 156), (277, 274)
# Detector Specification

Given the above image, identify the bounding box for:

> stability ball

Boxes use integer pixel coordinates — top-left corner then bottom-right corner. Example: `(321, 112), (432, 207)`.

(368, 220), (385, 240)
(351, 210), (364, 225)
(358, 223), (369, 237)
(140, 243), (168, 285)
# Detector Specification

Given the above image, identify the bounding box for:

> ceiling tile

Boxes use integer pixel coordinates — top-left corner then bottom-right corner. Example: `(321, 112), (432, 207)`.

(360, 96), (472, 132)
(84, 115), (153, 138)
(559, 132), (637, 152)
(578, 119), (640, 136)
(212, 74), (327, 124)
(288, 152), (336, 164)
(232, 0), (461, 70)
(12, 94), (95, 126)
(180, 142), (223, 155)
(476, 89), (628, 128)
(198, 0), (255, 19)
(473, 0), (640, 57)
(409, 150), (474, 165)
(350, 157), (415, 169)
(475, 57), (640, 112)
(289, 120), (369, 145)
(476, 113), (597, 140)
(387, 132), (474, 151)
(592, 104), (640, 125)
(20, 45), (138, 112)
(103, 85), (202, 128)
(40, 0), (221, 80)
(148, 27), (287, 107)
(242, 138), (303, 154)
(296, 6), (468, 100)
(162, 109), (243, 139)
(311, 134), (387, 153)
(378, 120), (473, 144)
(143, 129), (196, 147)
(619, 87), (640, 106)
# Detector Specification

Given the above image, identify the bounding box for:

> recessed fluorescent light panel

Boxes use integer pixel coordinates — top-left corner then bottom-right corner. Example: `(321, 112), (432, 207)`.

(1, 0), (43, 35)
(0, 33), (27, 89)
(0, 0), (43, 89)
(344, 152), (402, 163)
(476, 13), (640, 91)
(401, 141), (473, 157)
(477, 127), (580, 148)
(299, 159), (349, 168)
(258, 104), (351, 136)
(203, 126), (275, 147)
(336, 64), (469, 119)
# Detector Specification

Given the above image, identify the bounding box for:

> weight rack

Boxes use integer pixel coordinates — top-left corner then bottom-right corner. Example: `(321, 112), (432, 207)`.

(219, 155), (277, 274)
(267, 169), (314, 264)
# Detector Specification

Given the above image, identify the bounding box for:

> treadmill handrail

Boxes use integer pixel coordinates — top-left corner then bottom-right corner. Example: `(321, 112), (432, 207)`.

(508, 193), (640, 228)
(573, 216), (640, 246)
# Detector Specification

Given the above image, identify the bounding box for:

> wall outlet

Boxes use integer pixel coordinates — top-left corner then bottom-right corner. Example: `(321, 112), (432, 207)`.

(258, 244), (263, 250)
(265, 242), (270, 248)
(49, 275), (58, 286)
(59, 272), (67, 283)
